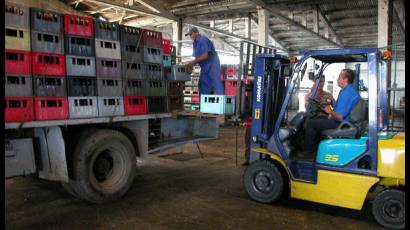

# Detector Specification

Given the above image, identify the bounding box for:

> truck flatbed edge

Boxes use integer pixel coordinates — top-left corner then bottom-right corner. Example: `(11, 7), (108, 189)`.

(5, 113), (173, 129)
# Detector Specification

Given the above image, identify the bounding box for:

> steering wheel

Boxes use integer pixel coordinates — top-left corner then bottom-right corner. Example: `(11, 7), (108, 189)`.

(306, 97), (326, 119)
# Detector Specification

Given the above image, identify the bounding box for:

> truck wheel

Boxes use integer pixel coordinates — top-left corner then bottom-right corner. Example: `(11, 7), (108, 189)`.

(243, 160), (284, 203)
(70, 129), (136, 203)
(372, 189), (405, 229)
(61, 181), (81, 199)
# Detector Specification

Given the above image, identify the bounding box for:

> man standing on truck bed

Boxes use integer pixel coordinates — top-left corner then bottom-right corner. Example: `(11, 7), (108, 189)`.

(185, 27), (224, 95)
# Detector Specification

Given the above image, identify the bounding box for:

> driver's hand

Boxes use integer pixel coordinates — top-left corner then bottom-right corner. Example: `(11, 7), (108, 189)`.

(324, 105), (333, 114)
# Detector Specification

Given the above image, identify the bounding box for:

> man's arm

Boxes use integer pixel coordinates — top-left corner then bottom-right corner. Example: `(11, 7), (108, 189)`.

(192, 52), (209, 64)
(324, 106), (343, 120)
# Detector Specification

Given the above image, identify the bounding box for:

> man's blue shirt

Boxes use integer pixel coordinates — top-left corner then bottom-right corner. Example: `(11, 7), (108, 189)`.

(333, 84), (361, 122)
(193, 35), (220, 74)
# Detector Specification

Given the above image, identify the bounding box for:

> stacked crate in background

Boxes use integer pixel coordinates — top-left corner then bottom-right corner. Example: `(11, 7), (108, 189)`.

(31, 8), (68, 121)
(64, 14), (97, 118)
(5, 3), (34, 122)
(143, 29), (167, 113)
(121, 25), (146, 115)
(164, 44), (185, 112)
(183, 65), (200, 111)
(95, 19), (124, 116)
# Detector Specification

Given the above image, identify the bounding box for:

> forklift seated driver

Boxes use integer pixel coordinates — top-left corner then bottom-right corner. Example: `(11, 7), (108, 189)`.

(304, 75), (335, 118)
(303, 69), (361, 157)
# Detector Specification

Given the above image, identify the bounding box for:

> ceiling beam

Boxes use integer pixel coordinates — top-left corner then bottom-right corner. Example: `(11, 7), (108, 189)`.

(84, 6), (115, 14)
(317, 6), (344, 47)
(247, 0), (342, 47)
(250, 15), (288, 52)
(81, 0), (176, 20)
(184, 18), (287, 52)
(172, 2), (254, 17)
(134, 0), (177, 20)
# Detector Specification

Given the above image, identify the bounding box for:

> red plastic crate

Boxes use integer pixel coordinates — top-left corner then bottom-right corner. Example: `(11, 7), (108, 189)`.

(5, 97), (34, 122)
(32, 52), (65, 76)
(242, 78), (253, 85)
(226, 68), (236, 75)
(162, 39), (171, 54)
(225, 80), (238, 96)
(143, 29), (162, 47)
(124, 96), (147, 115)
(191, 96), (200, 102)
(34, 97), (69, 120)
(64, 14), (94, 37)
(5, 49), (31, 74)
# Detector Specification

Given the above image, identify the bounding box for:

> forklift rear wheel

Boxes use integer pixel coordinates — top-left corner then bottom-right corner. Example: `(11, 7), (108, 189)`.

(243, 160), (284, 203)
(372, 188), (405, 229)
(68, 129), (136, 203)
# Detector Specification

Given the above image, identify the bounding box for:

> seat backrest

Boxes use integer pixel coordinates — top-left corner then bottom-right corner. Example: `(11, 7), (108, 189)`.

(289, 112), (306, 131)
(349, 99), (368, 136)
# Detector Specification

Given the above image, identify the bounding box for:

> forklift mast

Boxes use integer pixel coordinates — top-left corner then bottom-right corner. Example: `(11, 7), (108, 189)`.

(250, 54), (290, 162)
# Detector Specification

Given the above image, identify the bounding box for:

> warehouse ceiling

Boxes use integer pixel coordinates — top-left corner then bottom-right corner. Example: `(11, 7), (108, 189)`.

(62, 0), (405, 58)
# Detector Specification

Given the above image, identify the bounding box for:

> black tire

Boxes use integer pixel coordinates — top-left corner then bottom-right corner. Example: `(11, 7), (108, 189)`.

(243, 160), (284, 203)
(61, 181), (81, 199)
(372, 189), (405, 229)
(68, 129), (136, 203)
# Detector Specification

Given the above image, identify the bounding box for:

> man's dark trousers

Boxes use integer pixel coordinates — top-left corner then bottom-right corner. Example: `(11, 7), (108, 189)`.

(304, 118), (341, 153)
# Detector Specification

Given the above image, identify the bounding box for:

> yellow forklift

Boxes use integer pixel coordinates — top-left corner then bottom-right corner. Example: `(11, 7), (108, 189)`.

(243, 48), (405, 229)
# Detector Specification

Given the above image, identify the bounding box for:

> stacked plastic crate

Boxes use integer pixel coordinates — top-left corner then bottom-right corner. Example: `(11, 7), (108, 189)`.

(163, 42), (185, 112)
(183, 65), (200, 111)
(121, 25), (146, 115)
(95, 19), (124, 117)
(5, 3), (34, 122)
(143, 29), (167, 113)
(64, 14), (97, 118)
(30, 8), (68, 120)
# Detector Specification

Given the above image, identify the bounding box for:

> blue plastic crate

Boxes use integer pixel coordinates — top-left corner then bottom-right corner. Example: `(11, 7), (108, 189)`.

(200, 95), (235, 115)
(163, 55), (171, 67)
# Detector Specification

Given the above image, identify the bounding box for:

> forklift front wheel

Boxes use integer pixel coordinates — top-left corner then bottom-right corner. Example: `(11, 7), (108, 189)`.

(372, 188), (405, 229)
(243, 160), (284, 203)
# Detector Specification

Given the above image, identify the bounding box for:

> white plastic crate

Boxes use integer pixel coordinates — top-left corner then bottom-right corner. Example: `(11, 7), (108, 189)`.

(200, 95), (235, 115)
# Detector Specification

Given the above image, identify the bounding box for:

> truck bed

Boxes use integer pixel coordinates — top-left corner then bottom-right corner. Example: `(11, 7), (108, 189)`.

(5, 113), (172, 129)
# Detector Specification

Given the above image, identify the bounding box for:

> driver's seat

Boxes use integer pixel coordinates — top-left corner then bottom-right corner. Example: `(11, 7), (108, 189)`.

(321, 99), (367, 139)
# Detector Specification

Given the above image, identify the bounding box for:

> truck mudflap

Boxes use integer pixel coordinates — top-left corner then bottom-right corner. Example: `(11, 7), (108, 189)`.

(34, 127), (69, 182)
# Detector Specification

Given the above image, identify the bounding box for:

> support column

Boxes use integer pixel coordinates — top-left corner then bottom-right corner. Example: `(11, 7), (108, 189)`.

(257, 7), (269, 47)
(301, 11), (307, 27)
(245, 13), (251, 39)
(210, 20), (215, 39)
(172, 18), (183, 62)
(312, 7), (319, 33)
(378, 0), (393, 124)
(324, 25), (329, 38)
(378, 0), (393, 48)
(228, 19), (233, 33)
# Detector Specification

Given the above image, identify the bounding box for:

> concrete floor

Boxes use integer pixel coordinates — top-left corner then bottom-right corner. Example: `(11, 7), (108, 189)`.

(5, 126), (383, 229)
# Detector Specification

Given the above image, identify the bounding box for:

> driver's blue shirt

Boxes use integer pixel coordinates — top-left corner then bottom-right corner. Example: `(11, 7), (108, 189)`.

(193, 35), (224, 95)
(333, 84), (361, 122)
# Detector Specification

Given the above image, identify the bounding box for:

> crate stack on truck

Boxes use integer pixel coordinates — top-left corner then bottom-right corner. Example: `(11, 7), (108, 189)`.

(32, 9), (67, 120)
(65, 14), (97, 118)
(5, 4), (191, 122)
(5, 4), (33, 122)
